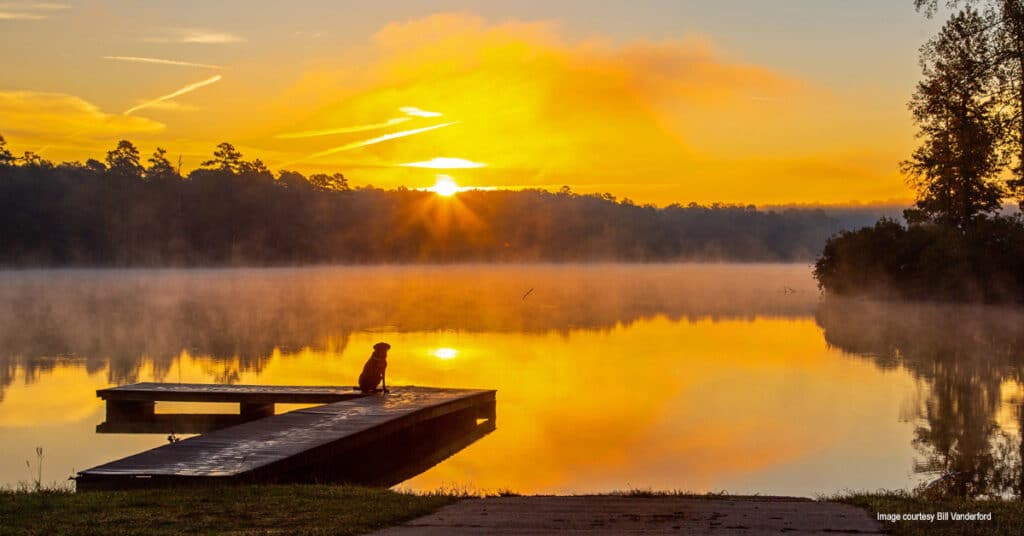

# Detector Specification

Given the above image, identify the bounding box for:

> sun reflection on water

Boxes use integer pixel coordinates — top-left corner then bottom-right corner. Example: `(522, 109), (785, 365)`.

(432, 347), (459, 360)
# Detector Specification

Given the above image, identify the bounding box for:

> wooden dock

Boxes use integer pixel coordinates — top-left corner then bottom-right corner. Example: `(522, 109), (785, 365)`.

(78, 385), (496, 491)
(98, 382), (368, 421)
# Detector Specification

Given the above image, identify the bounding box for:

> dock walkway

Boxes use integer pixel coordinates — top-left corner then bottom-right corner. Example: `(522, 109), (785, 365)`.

(78, 386), (496, 491)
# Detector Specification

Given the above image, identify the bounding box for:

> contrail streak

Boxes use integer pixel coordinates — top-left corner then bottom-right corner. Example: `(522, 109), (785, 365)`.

(286, 121), (459, 165)
(124, 75), (222, 115)
(104, 56), (222, 70)
(276, 117), (411, 139)
(400, 106), (442, 117)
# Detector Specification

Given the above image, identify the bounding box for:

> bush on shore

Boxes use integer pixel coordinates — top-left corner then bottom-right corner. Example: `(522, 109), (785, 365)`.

(813, 216), (1024, 303)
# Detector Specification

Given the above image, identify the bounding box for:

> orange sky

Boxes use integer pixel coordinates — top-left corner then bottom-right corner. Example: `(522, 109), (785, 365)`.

(0, 3), (933, 205)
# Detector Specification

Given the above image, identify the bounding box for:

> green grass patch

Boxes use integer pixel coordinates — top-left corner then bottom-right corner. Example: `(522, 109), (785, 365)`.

(839, 491), (1024, 536)
(0, 485), (459, 535)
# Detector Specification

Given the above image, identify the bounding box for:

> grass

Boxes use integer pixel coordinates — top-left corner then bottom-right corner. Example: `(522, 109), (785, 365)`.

(838, 491), (1024, 536)
(6, 483), (1024, 535)
(0, 485), (460, 535)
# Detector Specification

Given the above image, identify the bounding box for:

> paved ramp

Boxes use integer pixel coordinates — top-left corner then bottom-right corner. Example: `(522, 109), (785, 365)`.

(373, 496), (883, 535)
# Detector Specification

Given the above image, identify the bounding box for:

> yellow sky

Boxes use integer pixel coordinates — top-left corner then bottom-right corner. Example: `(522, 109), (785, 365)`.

(0, 9), (921, 205)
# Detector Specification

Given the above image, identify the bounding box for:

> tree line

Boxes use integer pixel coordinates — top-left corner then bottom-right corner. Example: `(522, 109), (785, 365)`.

(0, 136), (871, 265)
(815, 1), (1024, 302)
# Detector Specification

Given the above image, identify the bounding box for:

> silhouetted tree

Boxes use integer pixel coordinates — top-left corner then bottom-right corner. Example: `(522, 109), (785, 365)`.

(308, 172), (350, 192)
(18, 151), (50, 168)
(239, 158), (270, 175)
(202, 142), (245, 173)
(902, 8), (1006, 230)
(916, 0), (1024, 209)
(0, 134), (12, 167)
(85, 159), (106, 173)
(145, 147), (178, 181)
(105, 140), (144, 180)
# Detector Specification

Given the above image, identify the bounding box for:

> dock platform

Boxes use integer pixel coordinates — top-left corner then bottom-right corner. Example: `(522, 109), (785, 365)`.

(78, 385), (496, 491)
(98, 382), (368, 421)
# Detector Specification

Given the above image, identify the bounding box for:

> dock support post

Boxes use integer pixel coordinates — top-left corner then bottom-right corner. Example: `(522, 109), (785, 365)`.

(240, 403), (274, 419)
(476, 398), (496, 423)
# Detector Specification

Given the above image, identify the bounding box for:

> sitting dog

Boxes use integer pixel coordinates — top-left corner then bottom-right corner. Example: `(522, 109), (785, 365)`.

(358, 342), (391, 393)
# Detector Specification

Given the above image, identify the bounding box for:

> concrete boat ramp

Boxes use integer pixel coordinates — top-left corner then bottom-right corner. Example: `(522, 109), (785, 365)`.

(77, 383), (496, 491)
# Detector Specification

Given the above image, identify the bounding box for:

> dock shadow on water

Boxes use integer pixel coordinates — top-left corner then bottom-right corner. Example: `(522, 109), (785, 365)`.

(816, 297), (1024, 499)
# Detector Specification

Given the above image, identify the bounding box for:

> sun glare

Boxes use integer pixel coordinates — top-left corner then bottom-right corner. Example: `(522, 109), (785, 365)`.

(432, 347), (458, 360)
(432, 175), (460, 197)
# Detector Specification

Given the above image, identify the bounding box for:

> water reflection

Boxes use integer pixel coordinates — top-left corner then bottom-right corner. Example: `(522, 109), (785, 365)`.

(816, 298), (1024, 498)
(0, 264), (817, 399)
(9, 264), (1015, 496)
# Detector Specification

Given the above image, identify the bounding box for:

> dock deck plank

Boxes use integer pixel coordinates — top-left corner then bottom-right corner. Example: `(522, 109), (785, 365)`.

(97, 382), (367, 404)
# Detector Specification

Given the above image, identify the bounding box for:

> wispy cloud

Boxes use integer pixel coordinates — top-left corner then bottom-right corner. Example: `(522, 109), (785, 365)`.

(288, 121), (459, 165)
(181, 29), (244, 44)
(0, 91), (164, 146)
(124, 74), (223, 115)
(0, 2), (68, 20)
(0, 2), (70, 9)
(276, 117), (411, 139)
(145, 28), (245, 45)
(400, 157), (486, 169)
(400, 106), (442, 117)
(0, 11), (42, 18)
(103, 56), (222, 70)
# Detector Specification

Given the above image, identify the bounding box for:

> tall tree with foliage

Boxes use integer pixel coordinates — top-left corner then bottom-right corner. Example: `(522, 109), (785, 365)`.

(145, 147), (179, 181)
(202, 142), (245, 173)
(916, 0), (1024, 208)
(105, 140), (144, 180)
(902, 8), (1007, 230)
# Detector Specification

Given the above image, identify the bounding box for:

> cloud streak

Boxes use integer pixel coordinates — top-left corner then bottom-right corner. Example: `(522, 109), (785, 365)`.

(400, 106), (442, 117)
(103, 56), (222, 70)
(0, 11), (42, 18)
(0, 91), (164, 149)
(400, 157), (486, 169)
(144, 28), (245, 44)
(0, 2), (68, 20)
(276, 117), (411, 139)
(124, 74), (222, 115)
(0, 2), (69, 9)
(289, 121), (459, 164)
(182, 29), (244, 44)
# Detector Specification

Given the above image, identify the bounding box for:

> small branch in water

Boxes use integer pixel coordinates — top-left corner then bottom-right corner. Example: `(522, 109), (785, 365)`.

(521, 288), (534, 301)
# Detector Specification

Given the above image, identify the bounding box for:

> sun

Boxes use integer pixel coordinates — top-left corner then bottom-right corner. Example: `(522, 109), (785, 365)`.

(431, 175), (460, 197)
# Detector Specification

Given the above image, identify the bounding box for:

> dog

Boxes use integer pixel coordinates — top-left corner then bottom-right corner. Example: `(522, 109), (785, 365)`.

(358, 342), (391, 393)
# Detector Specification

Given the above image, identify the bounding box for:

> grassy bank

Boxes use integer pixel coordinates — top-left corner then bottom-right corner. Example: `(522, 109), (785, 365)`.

(840, 492), (1024, 536)
(0, 485), (458, 535)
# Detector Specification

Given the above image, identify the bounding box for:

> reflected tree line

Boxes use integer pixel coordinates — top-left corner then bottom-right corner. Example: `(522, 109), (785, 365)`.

(0, 265), (817, 400)
(0, 137), (883, 265)
(817, 298), (1024, 498)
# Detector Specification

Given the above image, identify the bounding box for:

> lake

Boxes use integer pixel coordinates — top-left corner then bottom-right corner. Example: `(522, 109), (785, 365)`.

(1, 264), (1021, 497)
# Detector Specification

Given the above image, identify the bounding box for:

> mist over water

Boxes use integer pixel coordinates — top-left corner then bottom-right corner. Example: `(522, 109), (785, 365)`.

(1, 264), (1021, 497)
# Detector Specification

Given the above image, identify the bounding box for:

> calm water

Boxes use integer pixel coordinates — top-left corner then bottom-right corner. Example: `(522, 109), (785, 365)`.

(1, 264), (1021, 497)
